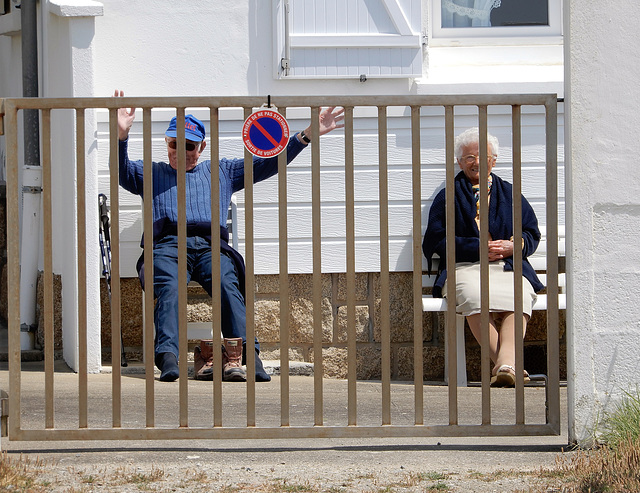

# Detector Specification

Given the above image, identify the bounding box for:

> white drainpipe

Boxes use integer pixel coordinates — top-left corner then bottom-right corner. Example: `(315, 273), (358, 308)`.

(19, 166), (42, 350)
(19, 0), (41, 351)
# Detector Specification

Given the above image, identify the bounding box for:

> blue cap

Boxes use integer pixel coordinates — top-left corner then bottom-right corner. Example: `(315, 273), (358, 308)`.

(165, 114), (206, 141)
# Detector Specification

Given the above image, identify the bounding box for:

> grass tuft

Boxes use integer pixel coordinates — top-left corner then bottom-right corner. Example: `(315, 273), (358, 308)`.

(0, 452), (47, 492)
(600, 386), (640, 450)
(526, 388), (640, 493)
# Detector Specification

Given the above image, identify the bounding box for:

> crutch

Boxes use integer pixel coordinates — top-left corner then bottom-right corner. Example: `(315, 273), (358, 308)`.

(99, 193), (128, 367)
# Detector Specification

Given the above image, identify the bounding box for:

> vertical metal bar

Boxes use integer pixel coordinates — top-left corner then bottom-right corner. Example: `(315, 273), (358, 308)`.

(512, 106), (525, 424)
(311, 107), (323, 427)
(244, 106), (257, 427)
(478, 107), (491, 425)
(545, 98), (560, 432)
(6, 103), (22, 437)
(210, 107), (223, 428)
(142, 107), (155, 428)
(411, 105), (424, 425)
(176, 109), (188, 427)
(378, 106), (391, 425)
(108, 109), (122, 429)
(345, 106), (357, 426)
(279, 106), (290, 428)
(444, 106), (458, 425)
(42, 109), (55, 429)
(76, 109), (89, 429)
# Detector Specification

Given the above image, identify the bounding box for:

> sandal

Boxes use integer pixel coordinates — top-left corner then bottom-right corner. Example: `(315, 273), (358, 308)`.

(490, 366), (531, 387)
(490, 365), (516, 387)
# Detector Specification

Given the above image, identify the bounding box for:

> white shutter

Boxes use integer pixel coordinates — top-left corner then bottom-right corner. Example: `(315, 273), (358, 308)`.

(273, 0), (423, 79)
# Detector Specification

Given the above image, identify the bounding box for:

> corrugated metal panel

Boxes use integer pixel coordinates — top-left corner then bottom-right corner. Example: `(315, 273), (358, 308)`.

(96, 105), (565, 276)
(274, 0), (423, 78)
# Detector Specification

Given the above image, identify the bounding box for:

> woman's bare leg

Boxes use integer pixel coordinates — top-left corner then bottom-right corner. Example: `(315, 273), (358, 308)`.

(465, 313), (500, 364)
(494, 312), (529, 371)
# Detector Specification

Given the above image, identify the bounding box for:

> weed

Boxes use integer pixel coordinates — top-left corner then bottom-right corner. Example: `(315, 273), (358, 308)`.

(526, 388), (640, 493)
(0, 452), (47, 492)
(418, 471), (448, 481)
(600, 386), (640, 450)
(81, 474), (95, 484)
(427, 482), (450, 491)
(268, 478), (316, 492)
(125, 466), (165, 485)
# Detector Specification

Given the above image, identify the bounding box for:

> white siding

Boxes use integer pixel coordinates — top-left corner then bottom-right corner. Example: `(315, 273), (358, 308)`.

(96, 104), (564, 277)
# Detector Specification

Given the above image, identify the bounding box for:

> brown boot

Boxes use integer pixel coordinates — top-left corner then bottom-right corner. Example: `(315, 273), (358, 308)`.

(222, 338), (246, 382)
(194, 340), (214, 381)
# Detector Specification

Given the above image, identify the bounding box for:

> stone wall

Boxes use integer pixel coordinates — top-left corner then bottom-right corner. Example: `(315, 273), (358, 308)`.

(99, 272), (566, 382)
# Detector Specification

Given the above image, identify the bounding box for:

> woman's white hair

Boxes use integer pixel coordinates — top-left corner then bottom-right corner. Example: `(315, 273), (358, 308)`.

(454, 127), (499, 160)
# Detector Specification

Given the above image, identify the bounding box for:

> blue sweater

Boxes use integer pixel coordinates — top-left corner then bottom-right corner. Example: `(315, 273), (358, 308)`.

(422, 171), (544, 297)
(117, 135), (307, 246)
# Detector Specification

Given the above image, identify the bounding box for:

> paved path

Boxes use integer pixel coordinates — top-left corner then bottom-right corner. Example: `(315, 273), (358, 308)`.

(0, 360), (571, 491)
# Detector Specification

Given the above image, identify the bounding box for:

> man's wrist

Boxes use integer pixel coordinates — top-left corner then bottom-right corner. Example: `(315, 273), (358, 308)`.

(299, 130), (311, 144)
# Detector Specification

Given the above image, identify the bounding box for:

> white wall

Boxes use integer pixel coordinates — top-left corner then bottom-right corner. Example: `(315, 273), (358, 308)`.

(566, 1), (640, 444)
(0, 2), (103, 372)
(91, 1), (413, 99)
(1, 0), (566, 373)
(44, 5), (103, 372)
(98, 104), (563, 276)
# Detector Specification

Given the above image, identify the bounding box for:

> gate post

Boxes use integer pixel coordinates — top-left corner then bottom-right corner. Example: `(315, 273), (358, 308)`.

(0, 389), (8, 450)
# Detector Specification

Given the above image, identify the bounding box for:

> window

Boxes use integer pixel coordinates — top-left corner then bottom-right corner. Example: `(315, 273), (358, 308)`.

(431, 0), (562, 44)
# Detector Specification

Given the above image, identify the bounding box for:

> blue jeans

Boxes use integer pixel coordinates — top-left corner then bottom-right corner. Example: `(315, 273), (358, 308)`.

(151, 235), (257, 360)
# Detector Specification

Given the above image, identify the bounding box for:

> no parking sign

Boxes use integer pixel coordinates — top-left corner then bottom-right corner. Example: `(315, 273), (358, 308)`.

(242, 108), (290, 158)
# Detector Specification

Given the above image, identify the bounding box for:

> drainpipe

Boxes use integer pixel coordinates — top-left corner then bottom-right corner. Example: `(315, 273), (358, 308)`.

(19, 0), (41, 350)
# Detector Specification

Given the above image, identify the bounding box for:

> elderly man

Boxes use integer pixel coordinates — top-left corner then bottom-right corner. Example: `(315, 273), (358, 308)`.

(114, 90), (344, 382)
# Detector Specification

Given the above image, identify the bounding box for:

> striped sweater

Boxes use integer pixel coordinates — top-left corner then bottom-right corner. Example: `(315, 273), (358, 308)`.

(117, 135), (306, 246)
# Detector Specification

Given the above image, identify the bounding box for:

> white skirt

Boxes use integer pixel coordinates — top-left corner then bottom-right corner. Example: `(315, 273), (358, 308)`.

(443, 261), (537, 317)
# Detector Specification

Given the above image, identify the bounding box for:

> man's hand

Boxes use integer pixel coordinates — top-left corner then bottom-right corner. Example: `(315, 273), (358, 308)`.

(300, 106), (345, 143)
(113, 89), (136, 141)
(318, 106), (345, 136)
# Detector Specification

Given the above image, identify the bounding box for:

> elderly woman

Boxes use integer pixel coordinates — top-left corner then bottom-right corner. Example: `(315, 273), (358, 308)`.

(422, 127), (543, 387)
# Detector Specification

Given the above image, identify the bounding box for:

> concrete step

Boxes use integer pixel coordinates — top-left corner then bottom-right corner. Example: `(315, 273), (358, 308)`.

(101, 360), (314, 378)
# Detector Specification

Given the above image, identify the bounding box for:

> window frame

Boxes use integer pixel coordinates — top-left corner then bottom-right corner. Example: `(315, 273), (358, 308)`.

(429, 0), (563, 47)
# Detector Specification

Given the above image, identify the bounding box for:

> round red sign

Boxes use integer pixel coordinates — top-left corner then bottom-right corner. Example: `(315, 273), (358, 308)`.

(242, 109), (290, 158)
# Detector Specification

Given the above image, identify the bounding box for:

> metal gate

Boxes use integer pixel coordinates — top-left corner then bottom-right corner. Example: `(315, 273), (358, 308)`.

(0, 94), (562, 442)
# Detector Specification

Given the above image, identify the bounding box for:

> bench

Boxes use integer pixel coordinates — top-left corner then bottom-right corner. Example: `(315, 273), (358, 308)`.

(185, 196), (238, 340)
(422, 228), (566, 386)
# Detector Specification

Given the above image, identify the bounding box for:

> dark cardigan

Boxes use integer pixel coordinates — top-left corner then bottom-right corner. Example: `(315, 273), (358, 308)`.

(422, 171), (544, 298)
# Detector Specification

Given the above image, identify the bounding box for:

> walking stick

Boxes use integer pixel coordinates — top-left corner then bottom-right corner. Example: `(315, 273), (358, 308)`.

(98, 193), (128, 367)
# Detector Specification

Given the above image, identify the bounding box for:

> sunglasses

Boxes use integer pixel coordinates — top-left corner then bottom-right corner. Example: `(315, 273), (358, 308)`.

(166, 139), (201, 151)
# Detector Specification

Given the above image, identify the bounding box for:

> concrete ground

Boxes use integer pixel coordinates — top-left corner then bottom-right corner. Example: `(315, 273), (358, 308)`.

(0, 322), (572, 491)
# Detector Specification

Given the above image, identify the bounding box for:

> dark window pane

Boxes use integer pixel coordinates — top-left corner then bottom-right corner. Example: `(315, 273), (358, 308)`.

(490, 0), (549, 27)
(441, 0), (549, 28)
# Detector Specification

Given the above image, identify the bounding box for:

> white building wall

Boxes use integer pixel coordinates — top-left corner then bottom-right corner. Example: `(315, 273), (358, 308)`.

(1, 0), (566, 374)
(97, 104), (563, 276)
(566, 1), (640, 444)
(0, 2), (103, 372)
(44, 6), (103, 372)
